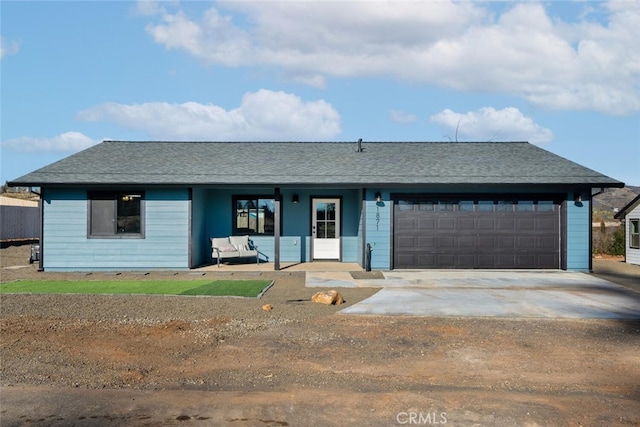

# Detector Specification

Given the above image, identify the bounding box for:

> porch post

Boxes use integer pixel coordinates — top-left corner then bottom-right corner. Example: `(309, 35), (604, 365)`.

(274, 187), (281, 271)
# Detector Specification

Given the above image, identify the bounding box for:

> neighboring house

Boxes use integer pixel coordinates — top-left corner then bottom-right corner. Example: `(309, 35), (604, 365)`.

(0, 195), (40, 243)
(8, 140), (624, 272)
(614, 194), (640, 265)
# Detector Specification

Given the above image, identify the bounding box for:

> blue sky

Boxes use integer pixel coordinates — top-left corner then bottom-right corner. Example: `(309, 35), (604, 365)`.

(2, 0), (639, 186)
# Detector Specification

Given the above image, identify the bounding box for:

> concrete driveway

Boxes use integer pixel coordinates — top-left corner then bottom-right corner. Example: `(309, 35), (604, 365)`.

(306, 269), (640, 319)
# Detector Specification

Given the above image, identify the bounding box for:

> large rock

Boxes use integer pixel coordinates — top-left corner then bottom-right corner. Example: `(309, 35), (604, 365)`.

(311, 290), (344, 305)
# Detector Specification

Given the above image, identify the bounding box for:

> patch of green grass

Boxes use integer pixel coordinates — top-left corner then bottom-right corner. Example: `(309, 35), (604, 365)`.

(0, 279), (272, 297)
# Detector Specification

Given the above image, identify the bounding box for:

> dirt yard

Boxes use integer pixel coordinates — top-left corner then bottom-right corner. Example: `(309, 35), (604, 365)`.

(1, 244), (639, 426)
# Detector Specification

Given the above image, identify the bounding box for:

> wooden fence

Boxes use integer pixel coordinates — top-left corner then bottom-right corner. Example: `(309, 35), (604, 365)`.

(1, 196), (40, 242)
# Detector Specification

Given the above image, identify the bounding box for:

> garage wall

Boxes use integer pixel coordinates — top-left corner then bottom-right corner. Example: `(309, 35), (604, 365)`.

(369, 188), (592, 271)
(365, 189), (391, 270)
(565, 192), (590, 271)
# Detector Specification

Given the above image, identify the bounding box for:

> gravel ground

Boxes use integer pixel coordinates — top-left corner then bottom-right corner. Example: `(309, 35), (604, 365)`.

(2, 243), (640, 426)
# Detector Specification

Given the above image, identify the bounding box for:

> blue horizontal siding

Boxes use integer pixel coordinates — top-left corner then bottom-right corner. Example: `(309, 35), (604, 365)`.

(43, 188), (190, 271)
(341, 236), (359, 263)
(366, 190), (391, 270)
(566, 193), (590, 271)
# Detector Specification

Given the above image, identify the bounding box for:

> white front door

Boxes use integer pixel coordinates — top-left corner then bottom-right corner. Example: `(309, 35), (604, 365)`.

(312, 198), (341, 260)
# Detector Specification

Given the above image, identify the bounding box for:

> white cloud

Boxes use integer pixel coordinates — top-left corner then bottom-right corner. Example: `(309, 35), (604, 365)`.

(389, 110), (417, 124)
(77, 89), (341, 140)
(141, 0), (640, 114)
(0, 36), (20, 59)
(2, 132), (99, 153)
(430, 107), (554, 145)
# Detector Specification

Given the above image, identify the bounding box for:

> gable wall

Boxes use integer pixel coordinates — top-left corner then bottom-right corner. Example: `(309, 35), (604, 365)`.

(42, 188), (190, 271)
(624, 204), (640, 265)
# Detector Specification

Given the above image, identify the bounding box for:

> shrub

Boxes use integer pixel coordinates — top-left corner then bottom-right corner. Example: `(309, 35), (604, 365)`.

(610, 224), (626, 256)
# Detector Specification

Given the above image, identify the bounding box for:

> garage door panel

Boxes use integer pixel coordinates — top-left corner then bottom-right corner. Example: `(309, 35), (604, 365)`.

(477, 255), (495, 268)
(457, 218), (475, 230)
(394, 198), (560, 269)
(516, 255), (536, 268)
(438, 236), (455, 248)
(498, 236), (515, 248)
(417, 254), (436, 268)
(397, 236), (416, 248)
(458, 236), (475, 247)
(438, 218), (455, 229)
(517, 217), (535, 230)
(517, 236), (535, 249)
(396, 218), (415, 230)
(437, 254), (456, 268)
(495, 254), (516, 268)
(537, 254), (558, 268)
(538, 236), (557, 249)
(418, 218), (435, 230)
(537, 217), (558, 232)
(458, 255), (476, 268)
(478, 236), (495, 249)
(478, 217), (495, 230)
(396, 254), (416, 268)
(497, 218), (516, 231)
(418, 236), (435, 248)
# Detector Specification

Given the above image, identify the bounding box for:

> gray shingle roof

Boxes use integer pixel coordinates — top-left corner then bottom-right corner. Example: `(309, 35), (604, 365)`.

(9, 141), (624, 187)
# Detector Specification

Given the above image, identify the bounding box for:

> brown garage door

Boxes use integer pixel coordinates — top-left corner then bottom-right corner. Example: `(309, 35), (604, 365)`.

(394, 198), (560, 269)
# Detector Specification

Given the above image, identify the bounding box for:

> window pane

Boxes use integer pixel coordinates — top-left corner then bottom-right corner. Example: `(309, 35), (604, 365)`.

(631, 220), (639, 249)
(326, 222), (336, 238)
(419, 201), (434, 211)
(234, 196), (275, 235)
(326, 203), (336, 221)
(459, 201), (474, 212)
(317, 222), (326, 238)
(117, 194), (141, 233)
(398, 200), (414, 211)
(258, 199), (274, 234)
(90, 197), (115, 235)
(477, 201), (494, 212)
(497, 201), (514, 211)
(537, 201), (555, 211)
(517, 201), (534, 212)
(438, 201), (454, 211)
(236, 200), (250, 230)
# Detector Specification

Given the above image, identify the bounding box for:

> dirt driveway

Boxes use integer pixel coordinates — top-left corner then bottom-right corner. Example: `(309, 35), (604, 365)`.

(1, 245), (640, 426)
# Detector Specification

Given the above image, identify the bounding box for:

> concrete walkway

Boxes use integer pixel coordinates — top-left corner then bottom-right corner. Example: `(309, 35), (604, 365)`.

(306, 270), (640, 319)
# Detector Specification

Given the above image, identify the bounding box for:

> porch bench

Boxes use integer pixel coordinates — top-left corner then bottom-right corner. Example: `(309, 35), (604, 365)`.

(210, 235), (259, 267)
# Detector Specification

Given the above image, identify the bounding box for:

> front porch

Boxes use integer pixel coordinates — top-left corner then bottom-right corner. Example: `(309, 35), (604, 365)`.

(195, 261), (363, 273)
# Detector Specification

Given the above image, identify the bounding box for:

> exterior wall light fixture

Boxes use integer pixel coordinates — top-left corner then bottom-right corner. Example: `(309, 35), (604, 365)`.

(375, 191), (382, 203)
(292, 194), (299, 203)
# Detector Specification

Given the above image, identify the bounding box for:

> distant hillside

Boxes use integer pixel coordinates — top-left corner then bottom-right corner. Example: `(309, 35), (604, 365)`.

(593, 186), (639, 212)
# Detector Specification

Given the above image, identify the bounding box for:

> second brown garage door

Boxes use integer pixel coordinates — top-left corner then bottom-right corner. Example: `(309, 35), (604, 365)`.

(394, 198), (561, 269)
